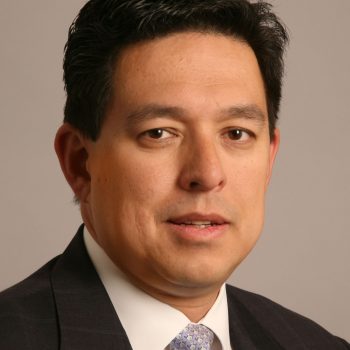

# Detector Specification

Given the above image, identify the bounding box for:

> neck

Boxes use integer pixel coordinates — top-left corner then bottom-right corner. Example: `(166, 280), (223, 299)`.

(160, 290), (221, 322)
(129, 276), (222, 322)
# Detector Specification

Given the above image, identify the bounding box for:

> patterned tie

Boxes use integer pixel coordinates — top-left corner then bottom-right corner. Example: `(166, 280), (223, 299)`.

(169, 323), (214, 350)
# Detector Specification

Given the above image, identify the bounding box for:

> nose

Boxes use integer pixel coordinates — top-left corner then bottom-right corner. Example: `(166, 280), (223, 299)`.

(177, 137), (226, 192)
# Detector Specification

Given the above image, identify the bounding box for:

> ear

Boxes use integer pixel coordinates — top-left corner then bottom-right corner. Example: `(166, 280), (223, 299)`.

(54, 123), (91, 203)
(266, 128), (280, 186)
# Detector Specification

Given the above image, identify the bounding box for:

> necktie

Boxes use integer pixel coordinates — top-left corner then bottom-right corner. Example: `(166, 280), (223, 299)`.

(169, 323), (214, 350)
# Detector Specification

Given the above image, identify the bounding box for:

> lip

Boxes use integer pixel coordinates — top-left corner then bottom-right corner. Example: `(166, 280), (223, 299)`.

(167, 213), (229, 225)
(166, 212), (230, 242)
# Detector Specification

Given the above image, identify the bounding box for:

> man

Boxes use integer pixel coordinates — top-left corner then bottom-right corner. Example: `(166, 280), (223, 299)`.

(0, 0), (349, 349)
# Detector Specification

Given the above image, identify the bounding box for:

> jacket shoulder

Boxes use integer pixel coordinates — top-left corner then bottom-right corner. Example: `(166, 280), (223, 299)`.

(0, 257), (60, 350)
(226, 284), (350, 349)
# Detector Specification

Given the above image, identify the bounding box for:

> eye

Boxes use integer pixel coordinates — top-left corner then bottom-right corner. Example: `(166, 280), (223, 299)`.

(226, 129), (252, 142)
(141, 128), (174, 140)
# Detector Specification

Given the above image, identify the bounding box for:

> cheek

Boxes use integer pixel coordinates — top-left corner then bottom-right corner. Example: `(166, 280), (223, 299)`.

(88, 155), (166, 260)
(229, 156), (270, 237)
(119, 156), (175, 205)
(230, 156), (269, 201)
(94, 152), (159, 198)
(90, 151), (175, 229)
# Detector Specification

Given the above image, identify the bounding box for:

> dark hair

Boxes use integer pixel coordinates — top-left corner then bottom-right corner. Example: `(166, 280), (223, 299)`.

(63, 0), (288, 140)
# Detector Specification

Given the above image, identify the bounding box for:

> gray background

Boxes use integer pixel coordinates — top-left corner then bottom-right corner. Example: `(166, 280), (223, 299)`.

(1, 0), (349, 340)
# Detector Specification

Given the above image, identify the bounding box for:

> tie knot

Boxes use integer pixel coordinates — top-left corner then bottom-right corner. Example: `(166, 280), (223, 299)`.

(170, 323), (214, 350)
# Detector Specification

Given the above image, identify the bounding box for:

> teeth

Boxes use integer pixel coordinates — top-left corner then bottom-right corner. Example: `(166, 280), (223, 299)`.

(197, 224), (208, 229)
(184, 221), (212, 225)
(180, 224), (211, 228)
(179, 221), (216, 228)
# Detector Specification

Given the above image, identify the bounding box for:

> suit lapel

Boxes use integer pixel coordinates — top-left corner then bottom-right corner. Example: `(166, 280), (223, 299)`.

(51, 225), (132, 350)
(226, 285), (284, 350)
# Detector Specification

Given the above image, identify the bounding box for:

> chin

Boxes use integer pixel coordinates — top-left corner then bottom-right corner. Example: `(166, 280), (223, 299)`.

(163, 260), (234, 292)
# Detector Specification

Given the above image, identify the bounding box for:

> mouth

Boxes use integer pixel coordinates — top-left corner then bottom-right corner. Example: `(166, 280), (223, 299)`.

(168, 213), (229, 226)
(166, 213), (229, 240)
(172, 221), (221, 229)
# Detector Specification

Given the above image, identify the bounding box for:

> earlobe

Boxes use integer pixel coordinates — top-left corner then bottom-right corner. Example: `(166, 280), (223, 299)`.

(54, 123), (91, 202)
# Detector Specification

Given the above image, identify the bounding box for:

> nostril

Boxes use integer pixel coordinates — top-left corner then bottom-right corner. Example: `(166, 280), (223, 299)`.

(189, 181), (200, 189)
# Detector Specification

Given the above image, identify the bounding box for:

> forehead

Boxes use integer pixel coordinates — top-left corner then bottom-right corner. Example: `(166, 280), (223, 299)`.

(116, 32), (261, 82)
(109, 32), (267, 120)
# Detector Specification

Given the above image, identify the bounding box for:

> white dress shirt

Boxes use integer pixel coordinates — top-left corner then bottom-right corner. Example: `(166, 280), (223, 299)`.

(84, 228), (232, 350)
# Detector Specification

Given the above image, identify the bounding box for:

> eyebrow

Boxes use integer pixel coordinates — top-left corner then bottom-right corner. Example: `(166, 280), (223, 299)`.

(125, 103), (266, 126)
(126, 105), (184, 125)
(221, 105), (266, 124)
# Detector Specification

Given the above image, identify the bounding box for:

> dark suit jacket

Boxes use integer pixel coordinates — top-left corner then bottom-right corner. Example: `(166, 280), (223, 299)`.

(1, 225), (349, 350)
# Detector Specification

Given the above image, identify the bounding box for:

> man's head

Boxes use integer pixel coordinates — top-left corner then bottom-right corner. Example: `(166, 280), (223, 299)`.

(55, 0), (288, 303)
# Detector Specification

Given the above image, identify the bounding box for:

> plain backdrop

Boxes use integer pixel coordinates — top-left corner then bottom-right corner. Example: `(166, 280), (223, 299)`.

(1, 0), (349, 340)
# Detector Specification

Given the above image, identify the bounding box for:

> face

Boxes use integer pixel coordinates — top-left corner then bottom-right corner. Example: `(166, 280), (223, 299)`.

(82, 32), (279, 297)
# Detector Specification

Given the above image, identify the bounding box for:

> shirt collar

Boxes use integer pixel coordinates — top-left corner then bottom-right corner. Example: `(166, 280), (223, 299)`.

(84, 227), (231, 350)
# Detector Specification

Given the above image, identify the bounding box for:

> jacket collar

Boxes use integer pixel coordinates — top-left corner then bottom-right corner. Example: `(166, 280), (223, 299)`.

(51, 225), (132, 350)
(226, 285), (284, 350)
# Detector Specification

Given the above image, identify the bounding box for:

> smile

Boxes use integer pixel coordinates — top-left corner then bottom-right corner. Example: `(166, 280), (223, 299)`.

(168, 213), (229, 225)
(179, 221), (220, 228)
(166, 213), (230, 240)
